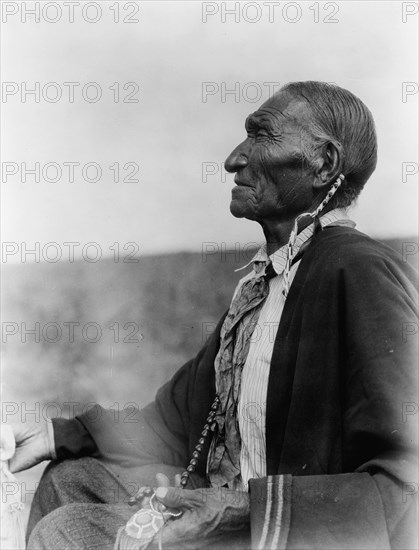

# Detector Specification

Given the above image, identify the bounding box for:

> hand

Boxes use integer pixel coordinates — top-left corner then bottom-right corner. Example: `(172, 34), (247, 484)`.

(131, 472), (182, 506)
(7, 420), (52, 473)
(154, 484), (250, 549)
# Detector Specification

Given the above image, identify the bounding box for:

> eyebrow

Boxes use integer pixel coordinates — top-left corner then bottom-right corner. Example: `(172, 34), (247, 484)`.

(245, 113), (275, 132)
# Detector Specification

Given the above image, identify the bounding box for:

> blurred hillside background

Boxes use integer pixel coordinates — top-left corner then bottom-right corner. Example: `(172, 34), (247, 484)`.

(2, 250), (244, 410)
(2, 240), (418, 412)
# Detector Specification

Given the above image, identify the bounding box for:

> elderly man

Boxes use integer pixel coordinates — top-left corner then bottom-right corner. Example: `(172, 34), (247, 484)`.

(13, 81), (417, 550)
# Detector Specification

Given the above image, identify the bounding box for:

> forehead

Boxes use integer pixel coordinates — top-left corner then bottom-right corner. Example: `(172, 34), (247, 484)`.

(246, 90), (311, 128)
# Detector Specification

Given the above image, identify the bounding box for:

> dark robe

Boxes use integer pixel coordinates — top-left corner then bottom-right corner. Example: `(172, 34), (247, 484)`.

(53, 226), (418, 549)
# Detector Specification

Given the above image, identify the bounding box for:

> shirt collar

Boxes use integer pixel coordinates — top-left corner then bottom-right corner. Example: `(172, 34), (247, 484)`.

(235, 208), (353, 277)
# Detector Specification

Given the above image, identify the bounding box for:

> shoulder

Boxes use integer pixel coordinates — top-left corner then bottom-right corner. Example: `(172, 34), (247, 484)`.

(310, 226), (398, 261)
(308, 226), (412, 268)
(305, 226), (418, 292)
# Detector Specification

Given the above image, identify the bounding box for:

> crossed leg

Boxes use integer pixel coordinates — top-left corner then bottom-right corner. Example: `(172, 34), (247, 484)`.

(27, 457), (184, 550)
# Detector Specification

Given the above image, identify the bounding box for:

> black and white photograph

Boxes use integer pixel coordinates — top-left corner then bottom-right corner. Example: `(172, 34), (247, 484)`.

(1, 1), (418, 549)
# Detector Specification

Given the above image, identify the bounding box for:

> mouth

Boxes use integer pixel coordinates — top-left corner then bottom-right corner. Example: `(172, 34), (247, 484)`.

(234, 176), (252, 187)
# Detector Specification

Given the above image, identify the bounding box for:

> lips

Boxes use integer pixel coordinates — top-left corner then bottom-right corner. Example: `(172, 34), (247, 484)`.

(234, 177), (251, 187)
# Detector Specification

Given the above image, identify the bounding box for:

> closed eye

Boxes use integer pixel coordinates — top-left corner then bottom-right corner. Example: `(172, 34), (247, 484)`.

(248, 129), (274, 143)
(245, 114), (280, 141)
(246, 125), (271, 139)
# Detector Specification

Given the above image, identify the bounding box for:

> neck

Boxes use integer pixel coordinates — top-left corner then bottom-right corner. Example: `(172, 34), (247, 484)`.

(261, 199), (340, 256)
(260, 216), (314, 256)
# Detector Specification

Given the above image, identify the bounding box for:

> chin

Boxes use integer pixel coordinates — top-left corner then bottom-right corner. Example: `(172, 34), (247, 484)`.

(230, 202), (244, 218)
(230, 200), (256, 220)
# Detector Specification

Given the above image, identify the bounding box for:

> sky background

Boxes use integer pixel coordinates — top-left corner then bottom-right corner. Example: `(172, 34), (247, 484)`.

(2, 0), (418, 262)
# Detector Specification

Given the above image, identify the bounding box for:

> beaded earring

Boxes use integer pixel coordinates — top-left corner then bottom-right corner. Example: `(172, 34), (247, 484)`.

(282, 173), (345, 297)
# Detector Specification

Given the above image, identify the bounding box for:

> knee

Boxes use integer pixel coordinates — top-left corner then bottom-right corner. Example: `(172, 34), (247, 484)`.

(28, 503), (121, 550)
(38, 457), (98, 498)
(31, 457), (101, 520)
(42, 457), (99, 484)
(27, 505), (77, 550)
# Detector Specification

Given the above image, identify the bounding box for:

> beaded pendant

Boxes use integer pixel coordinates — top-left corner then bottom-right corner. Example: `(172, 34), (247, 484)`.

(116, 495), (181, 550)
(125, 506), (165, 540)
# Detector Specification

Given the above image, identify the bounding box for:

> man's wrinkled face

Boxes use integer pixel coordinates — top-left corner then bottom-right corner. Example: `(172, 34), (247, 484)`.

(225, 90), (315, 223)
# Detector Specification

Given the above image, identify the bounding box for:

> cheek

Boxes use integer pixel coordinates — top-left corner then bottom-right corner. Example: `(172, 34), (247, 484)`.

(255, 151), (287, 195)
(247, 146), (309, 209)
(256, 145), (295, 184)
(247, 148), (276, 187)
(260, 149), (306, 191)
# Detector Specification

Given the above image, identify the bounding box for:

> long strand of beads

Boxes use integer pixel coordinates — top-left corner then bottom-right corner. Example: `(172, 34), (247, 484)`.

(180, 394), (220, 488)
(127, 393), (220, 505)
(118, 395), (221, 549)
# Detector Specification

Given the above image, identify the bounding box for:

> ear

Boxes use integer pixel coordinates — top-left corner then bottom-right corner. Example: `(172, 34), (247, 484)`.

(312, 142), (342, 191)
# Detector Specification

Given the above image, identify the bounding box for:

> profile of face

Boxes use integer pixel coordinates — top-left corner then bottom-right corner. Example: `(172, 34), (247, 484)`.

(224, 90), (317, 224)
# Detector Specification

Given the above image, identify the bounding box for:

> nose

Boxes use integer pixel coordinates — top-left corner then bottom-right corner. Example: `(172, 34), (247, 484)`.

(224, 140), (249, 173)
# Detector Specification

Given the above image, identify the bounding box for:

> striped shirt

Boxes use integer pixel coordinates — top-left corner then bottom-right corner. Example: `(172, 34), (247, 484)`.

(229, 208), (352, 491)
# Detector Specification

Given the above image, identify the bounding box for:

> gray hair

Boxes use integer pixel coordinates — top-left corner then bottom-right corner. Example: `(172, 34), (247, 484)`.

(281, 81), (378, 208)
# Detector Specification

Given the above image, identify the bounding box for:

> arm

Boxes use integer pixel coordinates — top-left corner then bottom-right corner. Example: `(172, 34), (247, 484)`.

(51, 314), (225, 468)
(11, 308), (225, 480)
(51, 354), (202, 468)
(9, 382), (192, 472)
